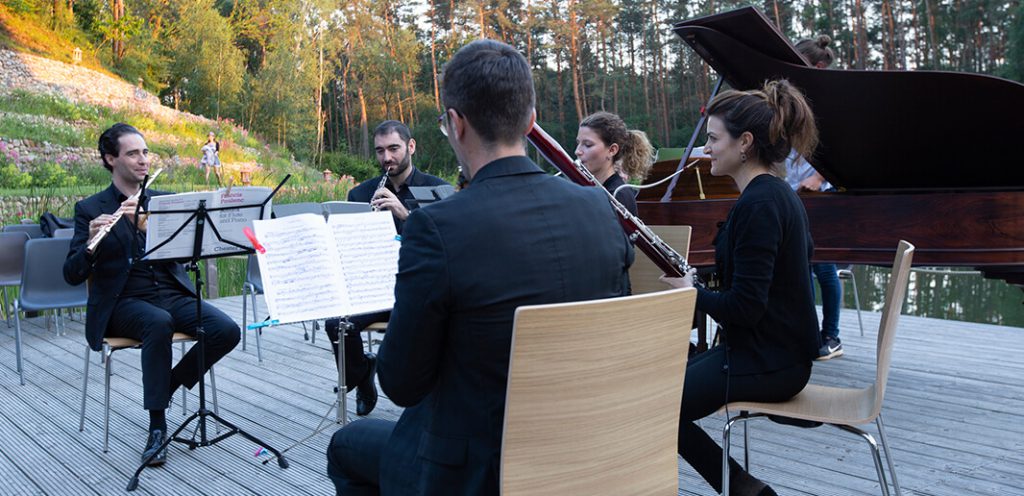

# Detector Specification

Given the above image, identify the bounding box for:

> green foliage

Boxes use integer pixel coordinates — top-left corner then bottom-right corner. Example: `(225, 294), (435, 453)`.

(0, 162), (32, 188)
(30, 161), (76, 187)
(1001, 4), (1024, 83)
(166, 0), (246, 120)
(0, 90), (102, 122)
(0, 114), (90, 147)
(321, 151), (378, 182)
(2, 0), (35, 15)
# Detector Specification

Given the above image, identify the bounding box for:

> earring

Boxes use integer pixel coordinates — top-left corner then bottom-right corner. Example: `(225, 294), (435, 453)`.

(740, 151), (747, 163)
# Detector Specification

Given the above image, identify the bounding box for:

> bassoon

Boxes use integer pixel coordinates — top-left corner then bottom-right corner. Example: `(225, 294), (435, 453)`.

(526, 123), (697, 281)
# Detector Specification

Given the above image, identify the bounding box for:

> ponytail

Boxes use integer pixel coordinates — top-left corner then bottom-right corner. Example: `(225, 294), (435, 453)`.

(795, 35), (835, 68)
(706, 79), (819, 165)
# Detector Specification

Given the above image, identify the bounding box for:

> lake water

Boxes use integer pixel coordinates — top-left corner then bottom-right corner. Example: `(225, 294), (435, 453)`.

(832, 266), (1024, 328)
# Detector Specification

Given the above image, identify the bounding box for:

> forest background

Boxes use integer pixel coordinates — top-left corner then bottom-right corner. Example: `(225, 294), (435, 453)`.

(3, 0), (1022, 183)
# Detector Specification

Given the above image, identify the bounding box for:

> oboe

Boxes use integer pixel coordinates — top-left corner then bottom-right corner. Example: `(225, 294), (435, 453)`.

(86, 168), (163, 253)
(371, 173), (389, 211)
(526, 124), (700, 284)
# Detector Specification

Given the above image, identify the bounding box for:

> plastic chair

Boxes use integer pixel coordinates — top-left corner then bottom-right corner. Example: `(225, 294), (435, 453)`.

(3, 223), (45, 239)
(13, 238), (88, 385)
(500, 288), (697, 496)
(0, 231), (31, 327)
(241, 253), (266, 361)
(323, 201), (372, 215)
(78, 334), (219, 452)
(837, 266), (867, 337)
(52, 227), (75, 239)
(719, 241), (915, 496)
(273, 202), (325, 219)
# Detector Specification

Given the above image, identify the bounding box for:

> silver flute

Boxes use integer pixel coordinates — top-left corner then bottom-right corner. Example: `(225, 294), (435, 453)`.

(371, 173), (388, 211)
(86, 168), (163, 252)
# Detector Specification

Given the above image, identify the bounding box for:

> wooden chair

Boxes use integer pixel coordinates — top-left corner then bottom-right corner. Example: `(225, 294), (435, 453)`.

(628, 225), (692, 295)
(78, 334), (220, 453)
(500, 288), (697, 496)
(719, 240), (915, 496)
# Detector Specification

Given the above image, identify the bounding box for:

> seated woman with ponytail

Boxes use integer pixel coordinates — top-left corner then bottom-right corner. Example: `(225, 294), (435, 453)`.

(575, 111), (654, 216)
(661, 79), (822, 496)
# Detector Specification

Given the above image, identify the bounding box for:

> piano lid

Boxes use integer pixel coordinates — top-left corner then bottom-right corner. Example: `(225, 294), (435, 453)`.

(673, 7), (1024, 192)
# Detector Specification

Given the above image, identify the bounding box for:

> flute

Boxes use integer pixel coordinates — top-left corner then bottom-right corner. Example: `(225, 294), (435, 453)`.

(86, 168), (163, 253)
(370, 173), (388, 211)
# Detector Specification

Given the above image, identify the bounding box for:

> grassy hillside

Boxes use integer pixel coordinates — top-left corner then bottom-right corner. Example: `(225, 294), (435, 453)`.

(0, 3), (107, 73)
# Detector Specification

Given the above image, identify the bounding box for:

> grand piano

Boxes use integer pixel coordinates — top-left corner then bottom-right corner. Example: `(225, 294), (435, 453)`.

(637, 7), (1024, 287)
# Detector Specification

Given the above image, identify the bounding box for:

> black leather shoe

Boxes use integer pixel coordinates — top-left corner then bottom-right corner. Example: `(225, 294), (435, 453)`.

(356, 354), (378, 416)
(141, 429), (168, 467)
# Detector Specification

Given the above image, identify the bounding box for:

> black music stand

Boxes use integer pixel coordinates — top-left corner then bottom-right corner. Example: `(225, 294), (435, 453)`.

(125, 177), (291, 491)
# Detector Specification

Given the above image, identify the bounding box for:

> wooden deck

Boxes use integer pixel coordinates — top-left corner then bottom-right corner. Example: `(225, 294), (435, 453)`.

(1, 294), (1022, 495)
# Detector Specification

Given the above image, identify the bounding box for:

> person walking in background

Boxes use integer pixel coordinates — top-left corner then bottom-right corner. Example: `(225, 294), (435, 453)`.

(200, 131), (221, 185)
(788, 34), (844, 360)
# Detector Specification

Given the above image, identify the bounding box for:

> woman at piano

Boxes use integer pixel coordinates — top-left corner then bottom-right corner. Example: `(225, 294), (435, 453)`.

(575, 111), (654, 216)
(661, 79), (822, 496)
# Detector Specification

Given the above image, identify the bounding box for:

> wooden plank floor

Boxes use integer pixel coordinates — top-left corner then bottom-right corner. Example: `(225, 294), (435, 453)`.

(1, 295), (1022, 495)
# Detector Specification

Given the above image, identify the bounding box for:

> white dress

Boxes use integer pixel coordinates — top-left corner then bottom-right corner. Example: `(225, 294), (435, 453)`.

(200, 142), (220, 167)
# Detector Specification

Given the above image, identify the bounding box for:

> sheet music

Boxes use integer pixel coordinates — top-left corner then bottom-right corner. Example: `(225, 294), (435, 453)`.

(253, 214), (349, 324)
(145, 191), (210, 260)
(208, 187), (272, 256)
(328, 212), (400, 316)
(145, 187), (272, 260)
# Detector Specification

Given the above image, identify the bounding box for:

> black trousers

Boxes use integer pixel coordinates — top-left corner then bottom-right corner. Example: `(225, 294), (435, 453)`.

(107, 288), (240, 410)
(325, 310), (389, 391)
(678, 346), (811, 493)
(326, 418), (395, 496)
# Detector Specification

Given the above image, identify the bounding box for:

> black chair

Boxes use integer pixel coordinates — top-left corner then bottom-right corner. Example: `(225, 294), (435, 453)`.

(13, 238), (88, 385)
(0, 231), (30, 327)
(322, 201), (372, 215)
(52, 227), (75, 239)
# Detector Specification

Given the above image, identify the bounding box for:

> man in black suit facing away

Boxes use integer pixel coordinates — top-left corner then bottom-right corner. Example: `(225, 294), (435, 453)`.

(64, 123), (240, 467)
(325, 120), (449, 417)
(326, 39), (634, 495)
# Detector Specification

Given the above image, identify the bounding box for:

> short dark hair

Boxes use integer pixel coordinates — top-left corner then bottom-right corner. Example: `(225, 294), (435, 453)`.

(373, 120), (412, 143)
(441, 39), (535, 146)
(98, 123), (143, 171)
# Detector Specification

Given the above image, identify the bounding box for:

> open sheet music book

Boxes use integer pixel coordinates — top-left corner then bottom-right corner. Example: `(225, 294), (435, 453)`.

(145, 187), (273, 260)
(252, 211), (400, 324)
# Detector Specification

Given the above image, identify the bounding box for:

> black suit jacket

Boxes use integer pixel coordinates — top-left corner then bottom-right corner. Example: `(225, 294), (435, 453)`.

(695, 174), (820, 375)
(64, 184), (195, 351)
(376, 156), (634, 495)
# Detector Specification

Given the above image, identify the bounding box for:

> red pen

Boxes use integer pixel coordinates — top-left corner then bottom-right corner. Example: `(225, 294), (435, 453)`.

(243, 227), (266, 254)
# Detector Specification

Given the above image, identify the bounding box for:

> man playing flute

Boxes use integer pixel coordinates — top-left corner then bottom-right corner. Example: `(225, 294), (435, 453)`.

(64, 123), (240, 467)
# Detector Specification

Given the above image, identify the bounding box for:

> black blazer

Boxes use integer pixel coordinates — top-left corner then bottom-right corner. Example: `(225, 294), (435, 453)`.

(376, 156), (634, 495)
(64, 184), (195, 351)
(695, 174), (820, 375)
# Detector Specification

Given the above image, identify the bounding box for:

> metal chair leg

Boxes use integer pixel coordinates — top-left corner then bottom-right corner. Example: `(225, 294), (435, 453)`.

(851, 272), (865, 337)
(876, 415), (903, 496)
(836, 424), (891, 496)
(301, 321), (309, 341)
(721, 414), (745, 496)
(14, 301), (24, 385)
(79, 345), (91, 431)
(180, 342), (188, 415)
(3, 286), (10, 327)
(743, 418), (750, 472)
(241, 285), (249, 351)
(311, 320), (319, 344)
(103, 345), (113, 453)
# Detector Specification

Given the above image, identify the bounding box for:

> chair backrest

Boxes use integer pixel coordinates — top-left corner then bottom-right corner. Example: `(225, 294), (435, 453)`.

(322, 201), (372, 215)
(244, 253), (263, 293)
(628, 225), (692, 295)
(0, 231), (31, 286)
(273, 202), (325, 218)
(870, 240), (915, 418)
(20, 237), (88, 309)
(52, 228), (75, 239)
(500, 288), (697, 496)
(4, 223), (44, 239)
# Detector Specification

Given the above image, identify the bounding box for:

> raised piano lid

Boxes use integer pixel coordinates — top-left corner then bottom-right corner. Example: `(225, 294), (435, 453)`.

(672, 7), (1024, 192)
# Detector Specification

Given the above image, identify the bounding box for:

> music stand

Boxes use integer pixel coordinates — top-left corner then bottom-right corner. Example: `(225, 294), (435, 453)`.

(125, 176), (291, 491)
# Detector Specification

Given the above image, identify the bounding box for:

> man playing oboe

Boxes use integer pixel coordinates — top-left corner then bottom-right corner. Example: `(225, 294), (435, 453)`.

(64, 123), (240, 467)
(325, 120), (449, 417)
(326, 40), (633, 495)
